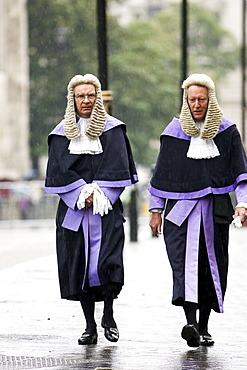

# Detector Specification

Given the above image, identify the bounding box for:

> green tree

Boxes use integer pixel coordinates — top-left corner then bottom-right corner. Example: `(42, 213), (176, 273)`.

(28, 0), (98, 167)
(27, 1), (238, 170)
(188, 3), (238, 80)
(109, 3), (238, 165)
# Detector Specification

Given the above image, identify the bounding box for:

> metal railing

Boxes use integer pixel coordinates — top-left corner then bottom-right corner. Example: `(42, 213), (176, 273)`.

(0, 181), (58, 221)
(0, 181), (150, 240)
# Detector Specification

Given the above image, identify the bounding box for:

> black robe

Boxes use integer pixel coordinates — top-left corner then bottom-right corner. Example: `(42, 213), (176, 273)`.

(45, 115), (138, 301)
(149, 117), (247, 312)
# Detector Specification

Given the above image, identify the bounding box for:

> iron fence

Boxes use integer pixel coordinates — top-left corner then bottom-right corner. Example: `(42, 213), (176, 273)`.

(0, 181), (58, 221)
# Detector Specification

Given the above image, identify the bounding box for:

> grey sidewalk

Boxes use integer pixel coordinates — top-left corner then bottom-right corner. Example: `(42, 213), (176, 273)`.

(0, 218), (247, 370)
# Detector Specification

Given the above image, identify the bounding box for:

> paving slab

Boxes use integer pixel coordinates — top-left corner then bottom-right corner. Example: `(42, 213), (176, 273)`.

(0, 218), (247, 369)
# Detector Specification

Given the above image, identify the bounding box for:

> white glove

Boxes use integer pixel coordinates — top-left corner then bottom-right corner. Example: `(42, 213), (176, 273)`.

(93, 183), (112, 216)
(232, 216), (242, 228)
(76, 183), (112, 216)
(77, 184), (96, 210)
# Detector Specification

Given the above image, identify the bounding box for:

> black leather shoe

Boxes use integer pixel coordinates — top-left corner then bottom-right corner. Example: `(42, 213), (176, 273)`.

(78, 332), (98, 345)
(200, 334), (214, 346)
(181, 324), (200, 347)
(101, 317), (119, 342)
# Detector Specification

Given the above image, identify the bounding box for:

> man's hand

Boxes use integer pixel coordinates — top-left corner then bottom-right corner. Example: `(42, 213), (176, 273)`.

(84, 186), (101, 210)
(149, 212), (162, 237)
(234, 206), (247, 223)
(85, 193), (94, 209)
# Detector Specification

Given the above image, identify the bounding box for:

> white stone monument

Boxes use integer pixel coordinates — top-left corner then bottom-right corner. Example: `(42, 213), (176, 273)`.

(0, 0), (30, 180)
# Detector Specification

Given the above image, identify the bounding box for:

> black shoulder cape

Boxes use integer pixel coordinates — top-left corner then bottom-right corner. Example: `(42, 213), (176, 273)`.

(45, 116), (138, 192)
(150, 117), (247, 199)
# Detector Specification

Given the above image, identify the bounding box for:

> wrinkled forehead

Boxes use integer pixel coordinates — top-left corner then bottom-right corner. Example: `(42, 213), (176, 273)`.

(74, 83), (96, 94)
(187, 85), (209, 98)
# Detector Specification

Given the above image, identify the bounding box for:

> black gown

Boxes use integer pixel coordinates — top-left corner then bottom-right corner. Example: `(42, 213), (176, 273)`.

(45, 115), (138, 301)
(149, 117), (247, 312)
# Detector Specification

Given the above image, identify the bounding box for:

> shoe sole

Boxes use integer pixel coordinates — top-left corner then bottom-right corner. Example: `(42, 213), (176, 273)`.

(181, 325), (200, 347)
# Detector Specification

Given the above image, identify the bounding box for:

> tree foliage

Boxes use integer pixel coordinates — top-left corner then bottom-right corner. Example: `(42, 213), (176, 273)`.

(108, 3), (238, 164)
(27, 0), (238, 169)
(28, 0), (98, 166)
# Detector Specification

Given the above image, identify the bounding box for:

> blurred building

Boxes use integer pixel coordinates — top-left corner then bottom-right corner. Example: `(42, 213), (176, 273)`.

(110, 0), (169, 24)
(0, 0), (30, 180)
(110, 0), (245, 142)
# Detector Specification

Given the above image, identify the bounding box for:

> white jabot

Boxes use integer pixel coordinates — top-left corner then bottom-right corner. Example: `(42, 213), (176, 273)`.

(68, 118), (103, 155)
(186, 121), (220, 159)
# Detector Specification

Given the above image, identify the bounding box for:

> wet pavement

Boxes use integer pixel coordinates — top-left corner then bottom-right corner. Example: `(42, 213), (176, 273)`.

(0, 217), (247, 369)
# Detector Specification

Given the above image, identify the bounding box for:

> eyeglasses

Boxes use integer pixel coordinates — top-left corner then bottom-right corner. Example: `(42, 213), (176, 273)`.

(74, 93), (96, 101)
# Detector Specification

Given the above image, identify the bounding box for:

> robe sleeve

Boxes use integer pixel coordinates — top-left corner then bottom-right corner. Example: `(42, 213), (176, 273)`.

(100, 187), (124, 205)
(59, 185), (84, 209)
(149, 194), (165, 212)
(235, 181), (247, 205)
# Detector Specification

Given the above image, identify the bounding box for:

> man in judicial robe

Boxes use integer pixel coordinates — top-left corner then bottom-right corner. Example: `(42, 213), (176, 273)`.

(149, 73), (247, 347)
(45, 74), (138, 345)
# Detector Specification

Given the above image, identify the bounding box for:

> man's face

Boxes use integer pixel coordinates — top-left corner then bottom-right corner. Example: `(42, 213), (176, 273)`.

(187, 85), (209, 122)
(74, 84), (96, 118)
